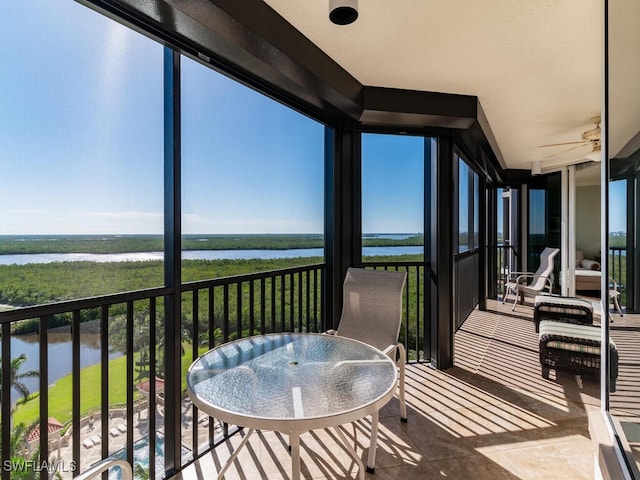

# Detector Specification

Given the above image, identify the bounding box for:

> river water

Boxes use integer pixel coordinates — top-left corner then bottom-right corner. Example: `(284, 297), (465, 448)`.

(0, 246), (422, 265)
(9, 327), (123, 403)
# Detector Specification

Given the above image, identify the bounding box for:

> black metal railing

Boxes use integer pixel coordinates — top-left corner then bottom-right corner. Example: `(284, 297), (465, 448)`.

(362, 261), (427, 362)
(0, 263), (325, 480)
(609, 246), (627, 305)
(179, 263), (324, 458)
(0, 286), (171, 480)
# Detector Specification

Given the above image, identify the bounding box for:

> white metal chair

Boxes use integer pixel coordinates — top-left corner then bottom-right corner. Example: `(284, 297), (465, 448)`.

(609, 277), (624, 316)
(328, 267), (408, 422)
(502, 247), (560, 311)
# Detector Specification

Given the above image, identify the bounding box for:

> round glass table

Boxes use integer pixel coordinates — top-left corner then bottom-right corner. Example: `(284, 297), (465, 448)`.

(187, 332), (398, 480)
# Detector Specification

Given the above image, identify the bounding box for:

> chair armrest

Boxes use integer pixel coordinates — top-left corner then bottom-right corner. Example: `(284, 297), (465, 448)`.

(382, 342), (407, 363)
(382, 344), (395, 356)
(516, 274), (553, 293)
(325, 329), (337, 335)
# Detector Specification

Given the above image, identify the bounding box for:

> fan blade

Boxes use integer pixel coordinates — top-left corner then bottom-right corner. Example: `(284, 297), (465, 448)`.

(538, 140), (590, 147)
(547, 143), (589, 158)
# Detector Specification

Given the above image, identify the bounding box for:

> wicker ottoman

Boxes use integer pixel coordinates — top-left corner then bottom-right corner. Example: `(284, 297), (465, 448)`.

(533, 295), (593, 333)
(538, 320), (618, 392)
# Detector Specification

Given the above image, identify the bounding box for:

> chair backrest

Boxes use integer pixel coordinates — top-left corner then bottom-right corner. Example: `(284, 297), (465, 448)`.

(337, 267), (407, 352)
(529, 247), (560, 290)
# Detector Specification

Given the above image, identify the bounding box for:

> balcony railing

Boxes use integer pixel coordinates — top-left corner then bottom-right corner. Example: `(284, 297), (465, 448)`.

(609, 246), (627, 306)
(0, 263), (324, 480)
(0, 258), (435, 479)
(1, 285), (172, 480)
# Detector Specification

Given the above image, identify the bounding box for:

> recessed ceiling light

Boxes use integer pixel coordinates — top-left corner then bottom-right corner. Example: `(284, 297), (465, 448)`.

(329, 0), (358, 25)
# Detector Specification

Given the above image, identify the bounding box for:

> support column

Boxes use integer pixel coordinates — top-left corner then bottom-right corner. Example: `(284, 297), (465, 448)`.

(479, 175), (488, 310)
(560, 168), (568, 296)
(429, 135), (454, 369)
(324, 127), (361, 330)
(559, 166), (577, 297)
(163, 47), (182, 475)
(568, 166), (577, 297)
(629, 177), (638, 311)
(520, 184), (528, 273)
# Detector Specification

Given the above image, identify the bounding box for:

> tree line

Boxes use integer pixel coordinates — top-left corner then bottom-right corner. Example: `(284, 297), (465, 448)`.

(0, 234), (423, 255)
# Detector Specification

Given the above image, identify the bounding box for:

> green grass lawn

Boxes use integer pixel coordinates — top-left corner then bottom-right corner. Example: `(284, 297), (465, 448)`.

(12, 344), (203, 428)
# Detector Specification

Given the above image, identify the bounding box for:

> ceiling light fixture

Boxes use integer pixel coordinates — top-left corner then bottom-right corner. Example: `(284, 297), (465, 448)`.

(329, 0), (358, 25)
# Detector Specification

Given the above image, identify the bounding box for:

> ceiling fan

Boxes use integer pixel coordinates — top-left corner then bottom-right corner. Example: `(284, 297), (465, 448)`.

(537, 116), (601, 158)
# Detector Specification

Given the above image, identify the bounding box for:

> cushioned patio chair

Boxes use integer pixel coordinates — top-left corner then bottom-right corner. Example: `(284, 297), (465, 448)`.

(502, 247), (560, 311)
(538, 320), (618, 392)
(327, 267), (408, 422)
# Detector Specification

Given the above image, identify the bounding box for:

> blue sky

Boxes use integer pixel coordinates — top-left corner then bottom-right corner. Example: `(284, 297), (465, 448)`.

(362, 134), (424, 233)
(0, 0), (422, 236)
(0, 1), (165, 234)
(0, 1), (625, 237)
(610, 180), (626, 232)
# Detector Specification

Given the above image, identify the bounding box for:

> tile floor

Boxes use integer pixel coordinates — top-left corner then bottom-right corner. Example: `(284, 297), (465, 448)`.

(172, 298), (623, 480)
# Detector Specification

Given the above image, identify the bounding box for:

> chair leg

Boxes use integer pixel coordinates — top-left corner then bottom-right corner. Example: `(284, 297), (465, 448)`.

(613, 295), (623, 316)
(366, 412), (380, 474)
(502, 285), (513, 304)
(503, 284), (517, 305)
(396, 343), (407, 422)
(511, 288), (519, 311)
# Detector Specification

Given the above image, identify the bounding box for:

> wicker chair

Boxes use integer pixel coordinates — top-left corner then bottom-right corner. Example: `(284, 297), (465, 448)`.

(502, 247), (560, 311)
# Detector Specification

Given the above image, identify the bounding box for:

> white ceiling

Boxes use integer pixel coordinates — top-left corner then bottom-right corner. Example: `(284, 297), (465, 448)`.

(264, 0), (604, 173)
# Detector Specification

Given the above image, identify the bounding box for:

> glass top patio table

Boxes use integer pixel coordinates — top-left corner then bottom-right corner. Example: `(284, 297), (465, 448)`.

(187, 332), (397, 479)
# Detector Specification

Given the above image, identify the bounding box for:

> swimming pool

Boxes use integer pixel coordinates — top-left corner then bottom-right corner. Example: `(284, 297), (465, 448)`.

(110, 435), (189, 479)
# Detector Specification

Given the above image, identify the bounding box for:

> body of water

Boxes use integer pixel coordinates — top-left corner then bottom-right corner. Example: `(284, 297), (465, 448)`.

(0, 246), (423, 265)
(363, 233), (418, 240)
(9, 327), (123, 403)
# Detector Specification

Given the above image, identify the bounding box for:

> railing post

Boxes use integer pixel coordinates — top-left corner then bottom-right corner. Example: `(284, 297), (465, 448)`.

(1, 323), (11, 480)
(38, 316), (49, 480)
